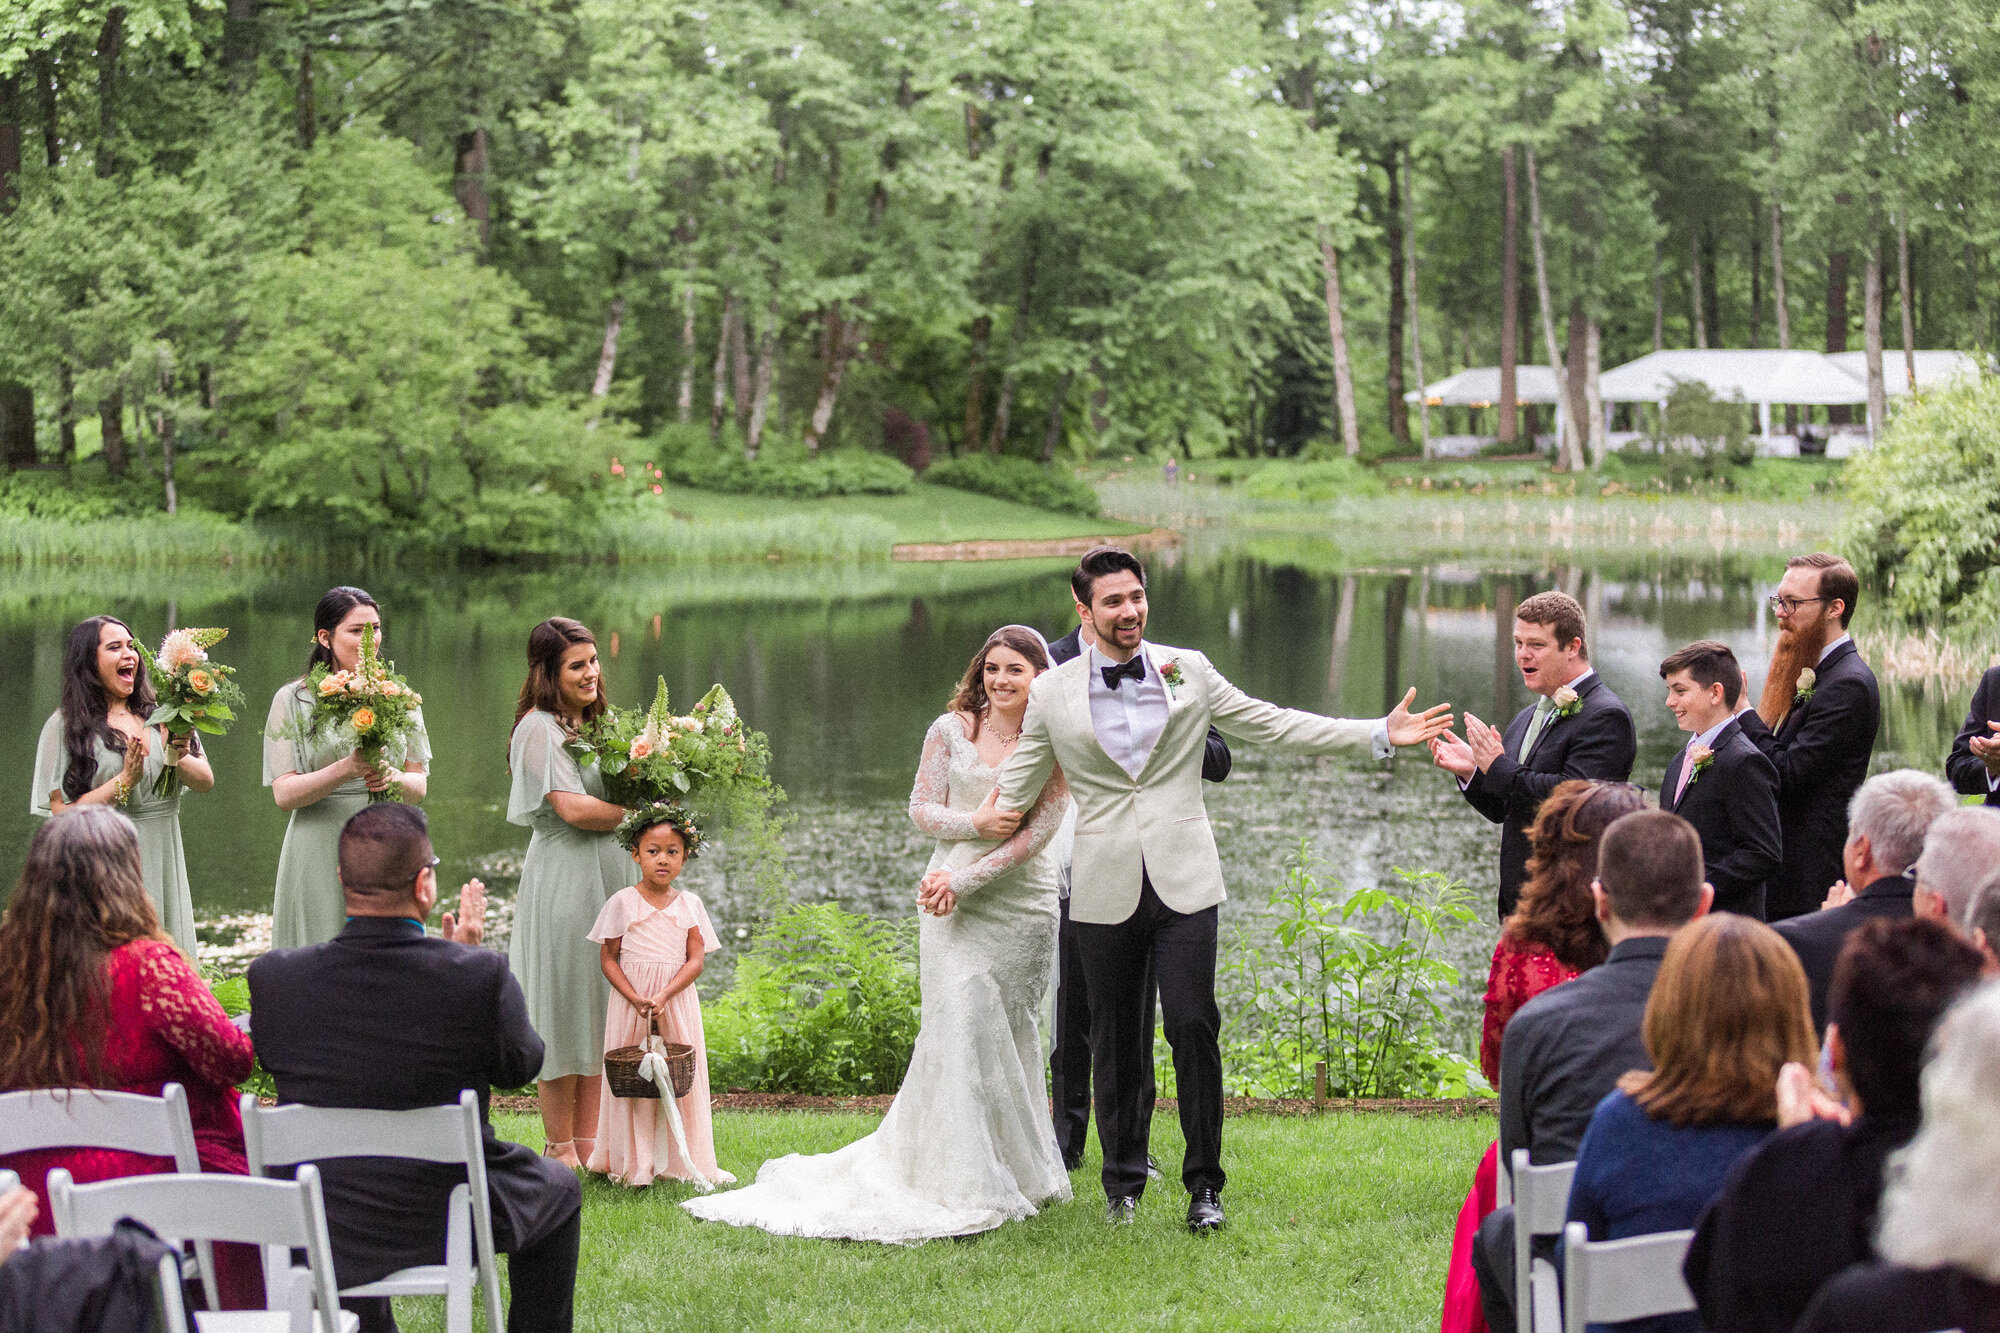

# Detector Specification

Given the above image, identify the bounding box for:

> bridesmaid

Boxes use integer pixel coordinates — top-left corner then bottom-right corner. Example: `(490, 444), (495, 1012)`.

(264, 587), (430, 950)
(32, 616), (212, 955)
(508, 617), (634, 1171)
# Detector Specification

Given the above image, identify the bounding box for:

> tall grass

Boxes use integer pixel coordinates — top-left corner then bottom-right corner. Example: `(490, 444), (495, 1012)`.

(0, 512), (331, 568)
(580, 510), (895, 564)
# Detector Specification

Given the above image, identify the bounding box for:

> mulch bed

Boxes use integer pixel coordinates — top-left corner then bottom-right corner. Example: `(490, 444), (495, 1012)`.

(489, 1092), (1496, 1117)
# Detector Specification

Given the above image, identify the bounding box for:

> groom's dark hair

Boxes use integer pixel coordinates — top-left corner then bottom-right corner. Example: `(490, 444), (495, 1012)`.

(1072, 546), (1145, 607)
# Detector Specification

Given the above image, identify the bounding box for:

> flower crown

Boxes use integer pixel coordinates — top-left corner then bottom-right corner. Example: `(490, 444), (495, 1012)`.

(616, 801), (704, 856)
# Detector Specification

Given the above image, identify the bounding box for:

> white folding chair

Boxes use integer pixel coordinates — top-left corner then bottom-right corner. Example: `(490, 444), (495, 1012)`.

(47, 1164), (357, 1333)
(0, 1083), (218, 1307)
(242, 1091), (505, 1333)
(1560, 1221), (1697, 1333)
(1509, 1149), (1578, 1333)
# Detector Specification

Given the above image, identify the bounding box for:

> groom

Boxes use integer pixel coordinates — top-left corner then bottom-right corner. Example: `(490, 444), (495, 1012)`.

(993, 546), (1452, 1232)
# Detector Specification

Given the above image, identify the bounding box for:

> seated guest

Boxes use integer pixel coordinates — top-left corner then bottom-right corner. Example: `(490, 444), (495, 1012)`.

(1657, 641), (1780, 918)
(1685, 918), (1986, 1333)
(1565, 913), (1816, 1333)
(1472, 809), (1713, 1333)
(1966, 880), (2000, 972)
(249, 804), (581, 1333)
(0, 807), (261, 1308)
(1775, 770), (1954, 1030)
(1795, 980), (2000, 1333)
(1911, 805), (2000, 929)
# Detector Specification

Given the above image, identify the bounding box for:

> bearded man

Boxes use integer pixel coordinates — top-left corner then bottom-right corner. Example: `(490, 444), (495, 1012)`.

(1738, 552), (1881, 921)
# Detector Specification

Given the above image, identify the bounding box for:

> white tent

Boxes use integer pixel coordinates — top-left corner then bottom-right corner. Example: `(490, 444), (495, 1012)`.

(1401, 365), (1564, 407)
(1596, 349), (1870, 408)
(1825, 350), (1981, 395)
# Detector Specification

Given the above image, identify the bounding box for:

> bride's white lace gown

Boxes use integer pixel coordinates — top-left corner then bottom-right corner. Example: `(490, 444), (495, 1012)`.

(682, 713), (1073, 1242)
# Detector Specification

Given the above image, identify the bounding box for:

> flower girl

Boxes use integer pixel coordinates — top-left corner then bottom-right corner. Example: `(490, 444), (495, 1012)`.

(585, 804), (734, 1188)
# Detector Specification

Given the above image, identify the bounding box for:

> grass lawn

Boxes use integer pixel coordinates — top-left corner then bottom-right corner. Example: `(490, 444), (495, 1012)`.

(664, 481), (1151, 546)
(385, 1108), (1490, 1332)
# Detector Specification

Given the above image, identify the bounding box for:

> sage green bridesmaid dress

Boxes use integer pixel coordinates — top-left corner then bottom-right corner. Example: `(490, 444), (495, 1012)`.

(263, 681), (432, 950)
(507, 708), (636, 1082)
(32, 711), (198, 955)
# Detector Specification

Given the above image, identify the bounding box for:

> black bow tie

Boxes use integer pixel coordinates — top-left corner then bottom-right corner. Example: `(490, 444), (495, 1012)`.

(1100, 657), (1146, 690)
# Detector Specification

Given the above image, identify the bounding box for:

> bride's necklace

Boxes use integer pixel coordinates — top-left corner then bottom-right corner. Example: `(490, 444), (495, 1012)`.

(985, 712), (1022, 746)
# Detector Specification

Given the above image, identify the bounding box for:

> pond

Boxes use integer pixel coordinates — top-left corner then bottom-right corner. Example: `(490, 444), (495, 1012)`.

(0, 535), (1972, 1054)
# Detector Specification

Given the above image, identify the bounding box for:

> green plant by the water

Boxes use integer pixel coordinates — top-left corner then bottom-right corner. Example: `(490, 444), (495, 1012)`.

(1222, 842), (1483, 1099)
(921, 454), (1103, 517)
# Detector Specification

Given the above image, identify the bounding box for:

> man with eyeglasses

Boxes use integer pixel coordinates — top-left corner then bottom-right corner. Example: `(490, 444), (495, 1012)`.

(1738, 552), (1881, 921)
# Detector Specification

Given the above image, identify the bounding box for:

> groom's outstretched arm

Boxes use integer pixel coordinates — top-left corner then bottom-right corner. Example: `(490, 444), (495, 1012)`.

(992, 681), (1058, 816)
(1202, 654), (1452, 756)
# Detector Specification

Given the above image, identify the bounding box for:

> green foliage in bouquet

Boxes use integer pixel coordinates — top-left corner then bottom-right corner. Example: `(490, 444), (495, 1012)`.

(139, 627), (247, 798)
(300, 623), (424, 802)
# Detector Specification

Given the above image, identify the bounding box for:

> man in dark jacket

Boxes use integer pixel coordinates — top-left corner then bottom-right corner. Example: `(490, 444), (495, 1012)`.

(1774, 770), (1955, 1030)
(1433, 590), (1637, 918)
(1738, 553), (1881, 920)
(250, 804), (582, 1333)
(1945, 663), (2000, 806)
(1659, 640), (1782, 918)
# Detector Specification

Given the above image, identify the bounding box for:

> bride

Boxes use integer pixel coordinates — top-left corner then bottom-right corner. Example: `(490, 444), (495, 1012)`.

(684, 625), (1073, 1241)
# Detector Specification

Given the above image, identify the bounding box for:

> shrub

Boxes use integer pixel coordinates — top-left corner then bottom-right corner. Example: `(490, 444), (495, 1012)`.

(1842, 373), (2000, 632)
(922, 454), (1101, 516)
(660, 445), (914, 498)
(1240, 456), (1387, 501)
(705, 900), (920, 1095)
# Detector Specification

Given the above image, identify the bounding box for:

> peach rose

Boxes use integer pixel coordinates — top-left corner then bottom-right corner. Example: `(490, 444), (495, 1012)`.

(319, 677), (342, 696)
(629, 738), (654, 761)
(188, 669), (215, 695)
(381, 681), (402, 697)
(351, 707), (377, 732)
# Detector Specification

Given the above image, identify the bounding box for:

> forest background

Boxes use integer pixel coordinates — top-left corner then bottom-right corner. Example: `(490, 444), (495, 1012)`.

(1, 0), (1996, 562)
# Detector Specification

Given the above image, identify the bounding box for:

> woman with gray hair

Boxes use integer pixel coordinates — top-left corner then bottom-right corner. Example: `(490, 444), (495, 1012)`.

(1795, 980), (2000, 1332)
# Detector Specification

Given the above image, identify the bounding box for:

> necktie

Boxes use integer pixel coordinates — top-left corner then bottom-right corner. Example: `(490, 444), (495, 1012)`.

(1672, 744), (1697, 807)
(1101, 657), (1146, 690)
(1517, 695), (1556, 762)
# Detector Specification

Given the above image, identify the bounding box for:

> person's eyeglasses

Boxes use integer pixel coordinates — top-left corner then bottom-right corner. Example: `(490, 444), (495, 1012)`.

(1767, 594), (1825, 614)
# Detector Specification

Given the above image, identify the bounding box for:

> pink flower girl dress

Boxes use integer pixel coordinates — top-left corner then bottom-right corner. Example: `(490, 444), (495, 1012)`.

(585, 887), (736, 1188)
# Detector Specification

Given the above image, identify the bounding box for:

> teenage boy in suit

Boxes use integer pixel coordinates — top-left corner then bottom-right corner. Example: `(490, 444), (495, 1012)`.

(1659, 640), (1782, 918)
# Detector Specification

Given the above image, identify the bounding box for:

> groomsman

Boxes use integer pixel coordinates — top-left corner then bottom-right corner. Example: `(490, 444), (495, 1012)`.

(1737, 553), (1881, 921)
(1045, 616), (1233, 1172)
(1433, 590), (1636, 918)
(1946, 663), (2000, 807)
(1658, 641), (1782, 918)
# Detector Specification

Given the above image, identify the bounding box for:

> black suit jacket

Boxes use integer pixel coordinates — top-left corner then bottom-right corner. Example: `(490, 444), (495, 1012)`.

(1737, 638), (1881, 920)
(1947, 664), (2000, 806)
(1497, 934), (1665, 1166)
(1772, 873), (1914, 1032)
(248, 918), (581, 1287)
(1463, 672), (1637, 917)
(1047, 626), (1232, 782)
(1663, 717), (1782, 919)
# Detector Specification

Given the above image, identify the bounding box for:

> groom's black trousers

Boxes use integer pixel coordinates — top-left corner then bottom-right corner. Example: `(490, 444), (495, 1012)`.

(1074, 871), (1224, 1200)
(1051, 893), (1155, 1164)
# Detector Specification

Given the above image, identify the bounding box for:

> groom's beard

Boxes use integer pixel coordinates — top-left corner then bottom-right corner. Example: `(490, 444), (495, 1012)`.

(1758, 618), (1832, 728)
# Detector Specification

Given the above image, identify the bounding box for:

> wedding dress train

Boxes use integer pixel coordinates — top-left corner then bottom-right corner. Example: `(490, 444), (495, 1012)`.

(683, 714), (1072, 1242)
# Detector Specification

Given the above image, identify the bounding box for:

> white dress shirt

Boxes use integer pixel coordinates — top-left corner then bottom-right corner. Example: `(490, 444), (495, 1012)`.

(1087, 642), (1170, 778)
(1817, 633), (1852, 665)
(1672, 712), (1734, 805)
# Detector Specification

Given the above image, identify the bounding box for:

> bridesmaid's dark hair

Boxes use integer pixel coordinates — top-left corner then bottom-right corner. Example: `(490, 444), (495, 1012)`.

(60, 616), (155, 804)
(307, 586), (381, 674)
(947, 625), (1050, 742)
(514, 617), (609, 739)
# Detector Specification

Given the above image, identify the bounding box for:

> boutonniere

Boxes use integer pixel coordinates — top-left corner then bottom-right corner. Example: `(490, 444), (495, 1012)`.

(1550, 684), (1582, 721)
(1685, 744), (1715, 787)
(1794, 667), (1817, 708)
(1159, 659), (1186, 700)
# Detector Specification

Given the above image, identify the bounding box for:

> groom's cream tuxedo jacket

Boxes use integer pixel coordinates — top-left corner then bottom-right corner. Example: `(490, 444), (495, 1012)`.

(994, 641), (1387, 926)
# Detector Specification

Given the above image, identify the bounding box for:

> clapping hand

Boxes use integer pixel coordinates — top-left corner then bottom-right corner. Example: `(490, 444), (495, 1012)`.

(1776, 1061), (1852, 1129)
(1821, 879), (1856, 911)
(118, 731), (150, 785)
(442, 878), (487, 945)
(1430, 729), (1478, 780)
(0, 1185), (36, 1254)
(972, 788), (1023, 841)
(917, 869), (957, 917)
(1384, 687), (1454, 748)
(1462, 713), (1507, 772)
(1971, 722), (2000, 775)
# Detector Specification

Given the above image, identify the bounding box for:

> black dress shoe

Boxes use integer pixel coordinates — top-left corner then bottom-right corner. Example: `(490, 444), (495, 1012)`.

(1062, 1152), (1084, 1171)
(1145, 1155), (1163, 1180)
(1106, 1195), (1139, 1225)
(1186, 1188), (1224, 1235)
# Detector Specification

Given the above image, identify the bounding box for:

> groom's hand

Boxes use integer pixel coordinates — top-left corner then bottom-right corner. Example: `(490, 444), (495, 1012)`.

(1385, 687), (1454, 748)
(973, 788), (1023, 840)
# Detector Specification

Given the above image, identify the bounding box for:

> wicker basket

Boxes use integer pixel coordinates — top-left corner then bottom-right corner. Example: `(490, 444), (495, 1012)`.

(603, 1015), (696, 1100)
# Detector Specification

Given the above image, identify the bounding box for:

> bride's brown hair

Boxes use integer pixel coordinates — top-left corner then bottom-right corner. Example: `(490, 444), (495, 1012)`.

(948, 626), (1050, 741)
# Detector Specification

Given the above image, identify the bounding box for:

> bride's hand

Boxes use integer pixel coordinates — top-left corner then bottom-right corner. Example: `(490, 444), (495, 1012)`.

(971, 789), (1022, 841)
(917, 869), (956, 916)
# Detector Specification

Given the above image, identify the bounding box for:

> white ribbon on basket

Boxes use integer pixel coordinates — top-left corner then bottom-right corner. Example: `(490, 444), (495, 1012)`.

(636, 1036), (720, 1192)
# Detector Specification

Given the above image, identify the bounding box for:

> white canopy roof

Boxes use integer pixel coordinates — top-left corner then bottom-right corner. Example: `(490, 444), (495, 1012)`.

(1402, 365), (1564, 407)
(1596, 350), (1872, 406)
(1825, 350), (1981, 395)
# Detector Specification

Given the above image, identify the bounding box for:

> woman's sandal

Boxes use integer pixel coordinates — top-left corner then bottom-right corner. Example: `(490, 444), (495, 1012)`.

(542, 1139), (581, 1170)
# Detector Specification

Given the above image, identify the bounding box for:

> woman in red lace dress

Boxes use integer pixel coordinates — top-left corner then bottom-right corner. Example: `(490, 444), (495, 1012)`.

(0, 805), (261, 1307)
(1443, 779), (1646, 1333)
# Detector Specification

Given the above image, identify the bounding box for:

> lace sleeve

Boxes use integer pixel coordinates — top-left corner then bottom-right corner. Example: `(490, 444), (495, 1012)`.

(909, 715), (979, 841)
(133, 942), (255, 1088)
(951, 768), (1071, 898)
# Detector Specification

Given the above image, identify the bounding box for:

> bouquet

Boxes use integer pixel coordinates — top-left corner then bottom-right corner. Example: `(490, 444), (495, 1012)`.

(303, 623), (424, 803)
(585, 677), (772, 812)
(140, 627), (246, 798)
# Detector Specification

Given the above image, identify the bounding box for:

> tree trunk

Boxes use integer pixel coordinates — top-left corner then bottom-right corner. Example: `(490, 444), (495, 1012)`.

(1564, 299), (1591, 471)
(454, 127), (491, 254)
(1750, 204), (1764, 348)
(746, 308), (776, 459)
(1863, 238), (1885, 437)
(0, 73), (20, 212)
(588, 292), (623, 424)
(962, 314), (992, 454)
(1318, 229), (1361, 457)
(57, 363), (76, 464)
(224, 0), (260, 91)
(1687, 224), (1707, 348)
(31, 49), (57, 169)
(1826, 250), (1850, 424)
(676, 283), (696, 423)
(1702, 226), (1721, 345)
(987, 239), (1040, 454)
(730, 299), (753, 430)
(0, 73), (33, 470)
(1039, 369), (1074, 463)
(1403, 146), (1429, 459)
(1088, 358), (1110, 437)
(0, 381), (32, 471)
(94, 9), (123, 178)
(1384, 152), (1409, 446)
(156, 376), (177, 514)
(710, 292), (735, 441)
(296, 49), (315, 149)
(1582, 316), (1605, 466)
(1524, 146), (1573, 468)
(1498, 145), (1519, 445)
(99, 394), (128, 478)
(804, 305), (862, 456)
(1897, 215), (1917, 393)
(1771, 202), (1791, 349)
